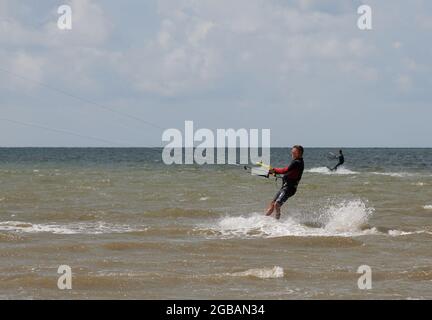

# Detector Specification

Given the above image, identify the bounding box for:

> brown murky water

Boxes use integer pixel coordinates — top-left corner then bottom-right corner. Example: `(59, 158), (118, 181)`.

(1, 148), (431, 299)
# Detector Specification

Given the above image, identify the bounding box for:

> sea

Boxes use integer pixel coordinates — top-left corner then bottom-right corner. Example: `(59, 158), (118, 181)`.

(0, 148), (431, 299)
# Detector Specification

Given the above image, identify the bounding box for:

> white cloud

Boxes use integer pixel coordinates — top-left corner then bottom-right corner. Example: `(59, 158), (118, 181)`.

(11, 52), (45, 81)
(393, 41), (402, 49)
(187, 20), (214, 46)
(0, 0), (431, 147)
(0, 0), (110, 48)
(37, 0), (111, 50)
(0, 0), (114, 94)
(0, 15), (42, 47)
(395, 75), (413, 92)
(0, 0), (380, 97)
(297, 0), (359, 13)
(416, 14), (432, 30)
(0, 51), (46, 91)
(114, 0), (378, 97)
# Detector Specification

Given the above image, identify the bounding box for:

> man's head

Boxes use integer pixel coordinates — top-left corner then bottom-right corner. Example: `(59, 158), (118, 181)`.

(291, 145), (304, 159)
(339, 149), (343, 154)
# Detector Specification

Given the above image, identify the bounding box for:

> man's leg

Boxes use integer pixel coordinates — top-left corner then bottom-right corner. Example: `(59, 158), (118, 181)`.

(266, 189), (283, 216)
(273, 188), (294, 219)
(275, 202), (281, 219)
(265, 201), (276, 216)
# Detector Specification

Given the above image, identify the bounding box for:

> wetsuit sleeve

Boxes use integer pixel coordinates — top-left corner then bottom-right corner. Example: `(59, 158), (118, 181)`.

(273, 160), (297, 174)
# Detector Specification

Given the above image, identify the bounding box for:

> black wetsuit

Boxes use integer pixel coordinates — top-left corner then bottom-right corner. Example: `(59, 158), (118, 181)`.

(332, 154), (344, 171)
(272, 158), (304, 205)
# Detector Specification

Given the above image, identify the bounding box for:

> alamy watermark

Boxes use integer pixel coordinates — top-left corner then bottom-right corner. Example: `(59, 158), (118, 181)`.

(357, 265), (372, 290)
(57, 265), (72, 290)
(57, 5), (72, 30)
(357, 5), (372, 30)
(162, 121), (271, 165)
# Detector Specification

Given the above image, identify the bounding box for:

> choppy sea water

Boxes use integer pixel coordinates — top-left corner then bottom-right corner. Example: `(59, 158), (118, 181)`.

(0, 148), (431, 299)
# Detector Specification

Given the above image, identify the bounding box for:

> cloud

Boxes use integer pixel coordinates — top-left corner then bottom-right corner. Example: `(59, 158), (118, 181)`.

(392, 41), (402, 49)
(43, 0), (111, 48)
(115, 0), (378, 97)
(0, 0), (383, 98)
(1, 0), (431, 146)
(0, 0), (427, 100)
(297, 0), (361, 13)
(0, 0), (116, 94)
(11, 52), (45, 83)
(395, 74), (413, 92)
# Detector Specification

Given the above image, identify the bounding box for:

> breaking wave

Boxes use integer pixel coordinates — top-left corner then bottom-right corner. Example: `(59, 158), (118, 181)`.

(224, 266), (284, 279)
(199, 200), (428, 239)
(306, 167), (358, 175)
(412, 182), (426, 186)
(371, 172), (415, 178)
(306, 168), (421, 178)
(0, 221), (147, 235)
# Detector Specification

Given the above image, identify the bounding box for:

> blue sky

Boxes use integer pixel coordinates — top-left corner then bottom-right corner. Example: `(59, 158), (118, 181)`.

(0, 0), (431, 147)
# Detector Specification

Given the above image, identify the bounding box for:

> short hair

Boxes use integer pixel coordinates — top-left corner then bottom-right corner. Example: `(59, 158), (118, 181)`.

(292, 145), (304, 155)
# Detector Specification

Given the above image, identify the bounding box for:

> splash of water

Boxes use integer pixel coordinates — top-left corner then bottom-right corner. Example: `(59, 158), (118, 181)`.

(306, 167), (358, 175)
(323, 200), (372, 233)
(225, 266), (284, 279)
(204, 199), (377, 238)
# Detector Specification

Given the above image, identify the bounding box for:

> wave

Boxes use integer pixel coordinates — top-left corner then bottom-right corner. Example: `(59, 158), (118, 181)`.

(412, 182), (426, 186)
(144, 208), (215, 218)
(306, 167), (422, 178)
(199, 200), (428, 239)
(423, 205), (432, 210)
(371, 172), (415, 178)
(223, 266), (284, 279)
(0, 232), (26, 242)
(222, 266), (432, 282)
(387, 230), (431, 236)
(306, 166), (358, 175)
(102, 241), (164, 251)
(0, 221), (147, 235)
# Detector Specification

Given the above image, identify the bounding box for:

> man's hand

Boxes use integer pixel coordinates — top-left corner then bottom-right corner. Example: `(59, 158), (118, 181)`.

(269, 168), (275, 175)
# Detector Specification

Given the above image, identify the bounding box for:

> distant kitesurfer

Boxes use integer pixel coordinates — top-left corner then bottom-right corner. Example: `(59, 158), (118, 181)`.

(265, 145), (304, 220)
(331, 149), (344, 171)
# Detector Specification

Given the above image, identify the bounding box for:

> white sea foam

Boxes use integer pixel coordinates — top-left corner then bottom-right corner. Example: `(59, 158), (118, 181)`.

(200, 200), (430, 239)
(423, 205), (432, 210)
(412, 182), (426, 186)
(201, 200), (377, 238)
(371, 172), (414, 178)
(323, 200), (372, 233)
(307, 168), (419, 178)
(225, 266), (284, 279)
(200, 197), (209, 201)
(388, 230), (432, 236)
(0, 221), (146, 234)
(306, 167), (358, 175)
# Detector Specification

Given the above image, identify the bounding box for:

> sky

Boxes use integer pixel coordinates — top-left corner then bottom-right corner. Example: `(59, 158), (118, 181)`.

(0, 0), (431, 147)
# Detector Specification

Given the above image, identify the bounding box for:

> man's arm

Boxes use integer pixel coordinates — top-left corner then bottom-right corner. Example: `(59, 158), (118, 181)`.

(270, 161), (296, 174)
(272, 166), (290, 174)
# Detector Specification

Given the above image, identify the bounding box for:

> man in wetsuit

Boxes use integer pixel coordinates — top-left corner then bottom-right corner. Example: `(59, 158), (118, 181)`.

(331, 149), (344, 171)
(265, 145), (304, 220)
